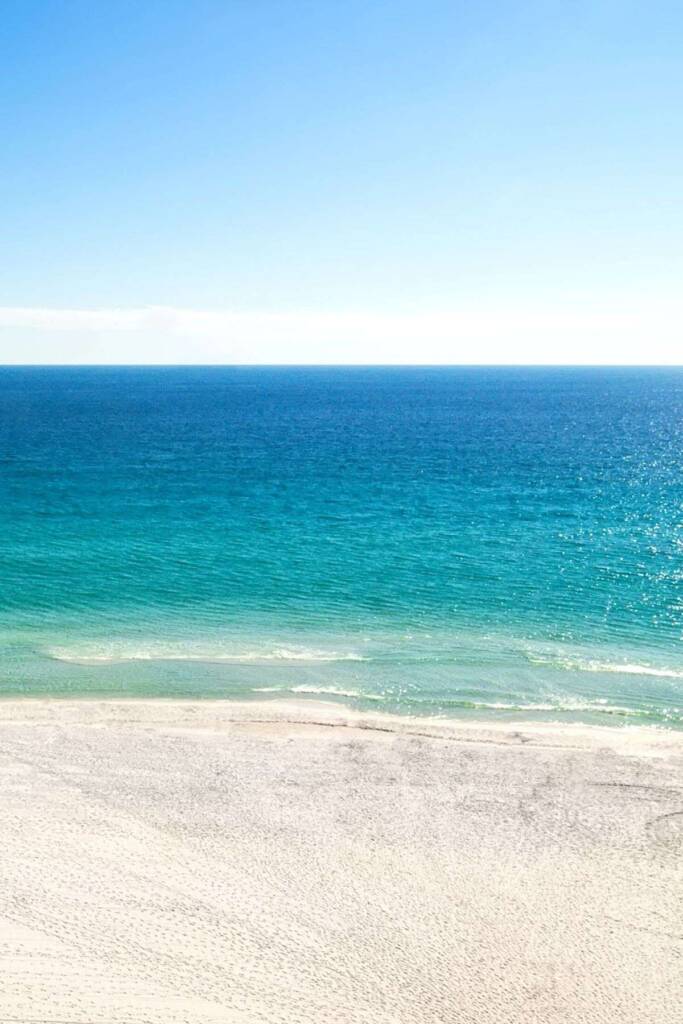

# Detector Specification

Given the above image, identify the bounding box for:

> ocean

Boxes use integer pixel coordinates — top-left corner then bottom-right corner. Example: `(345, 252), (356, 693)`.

(1, 366), (681, 726)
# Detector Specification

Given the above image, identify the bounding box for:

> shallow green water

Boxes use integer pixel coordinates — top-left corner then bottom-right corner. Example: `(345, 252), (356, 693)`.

(1, 366), (681, 726)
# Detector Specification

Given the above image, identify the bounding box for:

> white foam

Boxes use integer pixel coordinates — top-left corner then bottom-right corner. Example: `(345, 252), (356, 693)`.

(526, 653), (683, 679)
(481, 700), (638, 715)
(576, 661), (683, 679)
(430, 698), (643, 715)
(48, 646), (368, 665)
(252, 685), (384, 701)
(233, 648), (367, 663)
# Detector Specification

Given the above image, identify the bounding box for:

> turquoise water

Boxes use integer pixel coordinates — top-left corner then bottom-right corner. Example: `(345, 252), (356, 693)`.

(1, 366), (682, 727)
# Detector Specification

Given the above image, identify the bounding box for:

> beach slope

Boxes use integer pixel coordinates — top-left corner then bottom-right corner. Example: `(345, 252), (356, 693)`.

(1, 699), (681, 1023)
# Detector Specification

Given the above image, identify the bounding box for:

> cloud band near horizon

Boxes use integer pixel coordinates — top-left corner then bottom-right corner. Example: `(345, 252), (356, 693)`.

(0, 305), (680, 364)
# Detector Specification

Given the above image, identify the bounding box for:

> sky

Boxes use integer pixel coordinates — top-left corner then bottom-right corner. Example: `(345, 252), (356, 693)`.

(1, 0), (681, 364)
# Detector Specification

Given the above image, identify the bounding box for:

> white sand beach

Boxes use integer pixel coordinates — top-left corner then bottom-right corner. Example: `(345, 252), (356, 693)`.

(1, 699), (681, 1023)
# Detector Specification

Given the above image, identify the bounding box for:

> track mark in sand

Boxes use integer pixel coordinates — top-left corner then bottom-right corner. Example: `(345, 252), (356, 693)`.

(645, 809), (683, 844)
(225, 715), (550, 748)
(603, 915), (683, 943)
(593, 782), (682, 795)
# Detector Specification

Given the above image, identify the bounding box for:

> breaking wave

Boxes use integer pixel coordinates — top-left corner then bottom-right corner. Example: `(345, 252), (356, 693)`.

(525, 653), (683, 679)
(47, 645), (368, 665)
(252, 685), (384, 700)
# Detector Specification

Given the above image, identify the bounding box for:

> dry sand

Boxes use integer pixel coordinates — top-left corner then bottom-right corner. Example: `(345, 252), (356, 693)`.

(0, 698), (681, 1023)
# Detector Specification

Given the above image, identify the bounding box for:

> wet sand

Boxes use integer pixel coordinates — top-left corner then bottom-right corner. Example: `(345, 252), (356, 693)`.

(1, 699), (681, 1023)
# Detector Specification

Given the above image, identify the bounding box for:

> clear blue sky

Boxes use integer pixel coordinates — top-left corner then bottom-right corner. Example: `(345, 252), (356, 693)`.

(1, 1), (681, 362)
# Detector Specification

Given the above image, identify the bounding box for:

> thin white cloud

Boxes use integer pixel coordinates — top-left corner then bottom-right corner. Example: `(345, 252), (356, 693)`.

(0, 305), (680, 363)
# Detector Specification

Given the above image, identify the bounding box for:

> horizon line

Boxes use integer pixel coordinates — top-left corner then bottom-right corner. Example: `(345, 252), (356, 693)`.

(1, 363), (682, 369)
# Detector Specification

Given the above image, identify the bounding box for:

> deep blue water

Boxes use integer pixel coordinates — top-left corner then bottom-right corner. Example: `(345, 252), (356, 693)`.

(1, 366), (681, 726)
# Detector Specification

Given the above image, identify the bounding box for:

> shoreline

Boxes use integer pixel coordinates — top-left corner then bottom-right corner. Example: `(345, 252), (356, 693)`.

(1, 696), (682, 756)
(2, 697), (682, 1022)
